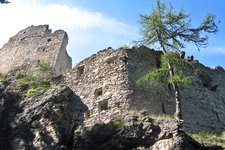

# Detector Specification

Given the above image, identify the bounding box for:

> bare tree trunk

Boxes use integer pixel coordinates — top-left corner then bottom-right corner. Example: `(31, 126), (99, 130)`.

(160, 40), (183, 122)
(167, 62), (182, 121)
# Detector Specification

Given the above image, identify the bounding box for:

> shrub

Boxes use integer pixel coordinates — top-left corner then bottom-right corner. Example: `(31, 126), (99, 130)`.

(17, 79), (28, 88)
(12, 60), (60, 93)
(36, 60), (54, 78)
(26, 71), (51, 88)
(119, 45), (130, 49)
(57, 82), (65, 86)
(15, 72), (25, 79)
(111, 119), (125, 129)
(26, 71), (36, 81)
(41, 79), (50, 85)
(27, 88), (37, 95)
(0, 73), (5, 83)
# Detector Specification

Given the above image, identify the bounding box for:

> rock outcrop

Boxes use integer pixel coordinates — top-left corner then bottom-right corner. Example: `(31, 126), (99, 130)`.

(0, 25), (72, 75)
(74, 112), (222, 150)
(0, 73), (87, 150)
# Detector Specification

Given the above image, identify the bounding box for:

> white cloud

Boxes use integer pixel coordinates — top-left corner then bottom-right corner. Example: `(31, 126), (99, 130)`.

(210, 46), (225, 55)
(0, 0), (138, 66)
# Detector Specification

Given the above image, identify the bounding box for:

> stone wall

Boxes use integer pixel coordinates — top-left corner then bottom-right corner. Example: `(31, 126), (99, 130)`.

(126, 46), (175, 115)
(64, 46), (225, 133)
(65, 48), (130, 125)
(181, 64), (225, 133)
(0, 25), (72, 75)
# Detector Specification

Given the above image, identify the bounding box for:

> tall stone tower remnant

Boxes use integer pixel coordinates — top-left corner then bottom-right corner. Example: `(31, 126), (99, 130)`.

(0, 25), (72, 75)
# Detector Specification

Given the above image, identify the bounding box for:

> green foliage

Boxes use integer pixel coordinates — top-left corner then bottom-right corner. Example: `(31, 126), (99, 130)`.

(0, 73), (5, 83)
(168, 74), (191, 86)
(40, 79), (50, 86)
(36, 60), (53, 72)
(22, 60), (54, 88)
(27, 88), (37, 95)
(136, 67), (167, 86)
(17, 79), (28, 88)
(14, 60), (61, 94)
(172, 112), (177, 119)
(36, 60), (54, 79)
(27, 75), (53, 89)
(146, 114), (173, 121)
(57, 82), (65, 86)
(136, 0), (217, 122)
(123, 109), (141, 116)
(119, 45), (130, 49)
(111, 119), (125, 129)
(26, 72), (36, 81)
(137, 52), (192, 86)
(189, 132), (225, 148)
(136, 0), (218, 51)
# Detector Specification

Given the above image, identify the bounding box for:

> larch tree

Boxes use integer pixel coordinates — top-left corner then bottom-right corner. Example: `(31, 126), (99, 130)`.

(136, 0), (218, 122)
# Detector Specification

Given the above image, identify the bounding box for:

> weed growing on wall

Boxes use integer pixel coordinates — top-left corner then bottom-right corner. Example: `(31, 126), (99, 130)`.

(15, 60), (62, 95)
(0, 73), (5, 83)
(17, 79), (28, 88)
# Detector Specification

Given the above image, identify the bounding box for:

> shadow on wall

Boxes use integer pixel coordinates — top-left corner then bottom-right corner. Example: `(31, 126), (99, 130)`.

(125, 46), (225, 135)
(126, 47), (174, 115)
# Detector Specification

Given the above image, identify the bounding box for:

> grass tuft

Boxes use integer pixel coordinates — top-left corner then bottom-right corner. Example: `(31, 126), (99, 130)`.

(189, 131), (225, 148)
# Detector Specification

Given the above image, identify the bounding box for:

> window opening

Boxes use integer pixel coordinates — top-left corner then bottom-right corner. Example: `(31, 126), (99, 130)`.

(99, 99), (108, 111)
(77, 65), (84, 78)
(94, 87), (103, 98)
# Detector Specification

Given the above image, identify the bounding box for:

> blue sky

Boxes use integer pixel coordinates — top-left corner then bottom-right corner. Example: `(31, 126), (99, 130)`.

(0, 0), (225, 68)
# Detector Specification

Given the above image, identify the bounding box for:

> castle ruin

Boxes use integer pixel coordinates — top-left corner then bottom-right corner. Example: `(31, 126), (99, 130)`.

(0, 25), (72, 75)
(65, 46), (225, 133)
(0, 25), (224, 134)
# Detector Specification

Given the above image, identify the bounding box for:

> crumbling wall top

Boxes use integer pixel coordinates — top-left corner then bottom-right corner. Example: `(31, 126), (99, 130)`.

(0, 25), (72, 75)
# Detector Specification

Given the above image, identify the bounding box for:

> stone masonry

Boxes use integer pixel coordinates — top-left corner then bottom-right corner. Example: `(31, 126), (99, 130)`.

(0, 25), (72, 75)
(64, 46), (225, 133)
(65, 48), (131, 126)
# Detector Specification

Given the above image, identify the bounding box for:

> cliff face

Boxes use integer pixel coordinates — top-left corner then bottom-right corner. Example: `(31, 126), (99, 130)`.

(0, 73), (87, 149)
(64, 46), (225, 134)
(0, 25), (72, 75)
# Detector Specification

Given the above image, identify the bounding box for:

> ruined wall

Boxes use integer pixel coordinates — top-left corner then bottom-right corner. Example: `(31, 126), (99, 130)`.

(180, 64), (225, 133)
(126, 47), (225, 133)
(53, 30), (72, 75)
(126, 46), (175, 115)
(64, 47), (171, 127)
(65, 48), (130, 125)
(0, 25), (72, 75)
(65, 46), (225, 133)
